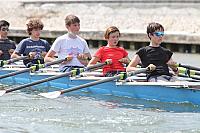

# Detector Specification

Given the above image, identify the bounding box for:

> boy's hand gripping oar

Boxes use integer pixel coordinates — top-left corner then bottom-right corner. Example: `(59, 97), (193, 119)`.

(0, 58), (67, 80)
(0, 56), (28, 67)
(39, 64), (155, 99)
(0, 61), (109, 96)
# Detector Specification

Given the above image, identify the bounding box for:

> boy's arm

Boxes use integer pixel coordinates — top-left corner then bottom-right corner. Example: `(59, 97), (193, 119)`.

(44, 50), (57, 62)
(11, 51), (21, 58)
(126, 54), (141, 72)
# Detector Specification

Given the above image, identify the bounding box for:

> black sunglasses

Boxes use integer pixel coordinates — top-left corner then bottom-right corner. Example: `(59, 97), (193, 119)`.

(1, 28), (9, 31)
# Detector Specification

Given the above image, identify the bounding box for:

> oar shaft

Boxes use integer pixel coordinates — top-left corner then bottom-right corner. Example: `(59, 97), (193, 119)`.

(61, 75), (121, 94)
(0, 68), (30, 80)
(6, 72), (72, 93)
(3, 61), (109, 95)
(7, 56), (28, 64)
(6, 63), (105, 93)
(44, 59), (66, 67)
(85, 62), (107, 71)
(178, 67), (200, 76)
(179, 73), (200, 81)
(0, 59), (67, 80)
(128, 68), (148, 76)
(39, 67), (149, 98)
(61, 68), (148, 94)
(194, 71), (200, 76)
(179, 64), (200, 71)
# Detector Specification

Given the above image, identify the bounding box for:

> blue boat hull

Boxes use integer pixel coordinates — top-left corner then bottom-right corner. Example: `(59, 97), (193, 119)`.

(0, 68), (200, 106)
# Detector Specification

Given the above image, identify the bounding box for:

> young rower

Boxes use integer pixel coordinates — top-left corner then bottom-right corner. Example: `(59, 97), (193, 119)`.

(0, 20), (16, 60)
(11, 18), (50, 67)
(88, 26), (130, 77)
(44, 14), (91, 72)
(126, 22), (178, 82)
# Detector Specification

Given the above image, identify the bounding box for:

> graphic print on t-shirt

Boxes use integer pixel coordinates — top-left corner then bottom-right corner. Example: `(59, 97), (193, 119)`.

(66, 47), (82, 57)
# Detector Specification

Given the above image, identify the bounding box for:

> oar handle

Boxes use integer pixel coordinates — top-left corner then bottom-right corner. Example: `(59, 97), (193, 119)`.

(29, 58), (67, 72)
(128, 68), (149, 77)
(44, 58), (67, 67)
(7, 56), (28, 64)
(0, 56), (28, 67)
(85, 61), (109, 71)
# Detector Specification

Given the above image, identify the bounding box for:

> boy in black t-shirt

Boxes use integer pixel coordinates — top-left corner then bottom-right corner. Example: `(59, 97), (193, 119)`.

(126, 22), (178, 82)
(0, 20), (16, 60)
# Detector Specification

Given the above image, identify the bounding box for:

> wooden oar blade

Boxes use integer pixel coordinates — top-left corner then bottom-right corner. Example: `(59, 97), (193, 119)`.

(0, 90), (6, 96)
(38, 91), (61, 99)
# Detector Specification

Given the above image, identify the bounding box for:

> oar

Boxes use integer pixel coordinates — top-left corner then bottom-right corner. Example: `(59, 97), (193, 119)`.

(177, 63), (200, 71)
(0, 56), (28, 67)
(39, 67), (149, 99)
(0, 61), (109, 96)
(178, 73), (200, 81)
(178, 67), (200, 76)
(0, 58), (66, 80)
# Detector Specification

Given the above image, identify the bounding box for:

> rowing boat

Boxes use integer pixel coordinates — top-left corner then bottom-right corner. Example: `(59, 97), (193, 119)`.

(0, 64), (200, 106)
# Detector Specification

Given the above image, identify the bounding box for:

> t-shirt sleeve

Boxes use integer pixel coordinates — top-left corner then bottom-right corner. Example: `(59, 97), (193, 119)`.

(94, 47), (104, 59)
(10, 40), (16, 49)
(50, 38), (61, 53)
(82, 40), (90, 54)
(136, 47), (145, 59)
(122, 48), (128, 57)
(44, 40), (51, 52)
(15, 40), (26, 54)
(166, 49), (173, 60)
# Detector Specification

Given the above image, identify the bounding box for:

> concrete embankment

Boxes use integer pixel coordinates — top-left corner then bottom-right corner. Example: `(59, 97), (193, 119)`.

(2, 0), (200, 53)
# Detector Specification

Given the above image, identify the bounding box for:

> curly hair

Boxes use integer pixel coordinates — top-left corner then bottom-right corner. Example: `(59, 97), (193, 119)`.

(26, 18), (44, 35)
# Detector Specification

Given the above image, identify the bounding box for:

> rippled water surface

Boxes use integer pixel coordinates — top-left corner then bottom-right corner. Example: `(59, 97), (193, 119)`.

(0, 52), (200, 133)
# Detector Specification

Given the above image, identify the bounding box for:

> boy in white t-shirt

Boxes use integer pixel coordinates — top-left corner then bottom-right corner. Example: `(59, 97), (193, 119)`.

(44, 14), (91, 72)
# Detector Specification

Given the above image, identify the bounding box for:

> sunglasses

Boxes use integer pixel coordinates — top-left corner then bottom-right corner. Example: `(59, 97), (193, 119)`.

(153, 32), (164, 37)
(1, 28), (9, 31)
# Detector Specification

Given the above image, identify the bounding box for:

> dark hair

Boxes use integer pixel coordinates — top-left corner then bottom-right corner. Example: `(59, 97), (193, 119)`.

(26, 18), (44, 35)
(65, 14), (80, 26)
(147, 22), (164, 39)
(104, 26), (121, 46)
(0, 20), (10, 29)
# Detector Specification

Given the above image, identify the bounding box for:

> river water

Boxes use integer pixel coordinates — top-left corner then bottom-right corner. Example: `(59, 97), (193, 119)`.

(0, 51), (200, 133)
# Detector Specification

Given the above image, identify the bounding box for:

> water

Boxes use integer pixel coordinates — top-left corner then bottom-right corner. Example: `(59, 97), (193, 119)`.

(1, 92), (200, 133)
(0, 52), (200, 133)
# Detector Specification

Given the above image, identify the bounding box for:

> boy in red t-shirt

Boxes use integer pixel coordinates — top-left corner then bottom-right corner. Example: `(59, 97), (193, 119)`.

(88, 26), (130, 76)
